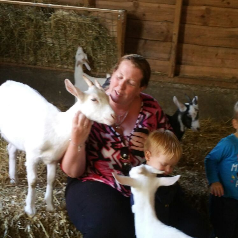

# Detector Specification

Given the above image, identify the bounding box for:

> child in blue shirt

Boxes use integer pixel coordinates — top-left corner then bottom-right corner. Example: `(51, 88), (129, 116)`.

(205, 101), (238, 238)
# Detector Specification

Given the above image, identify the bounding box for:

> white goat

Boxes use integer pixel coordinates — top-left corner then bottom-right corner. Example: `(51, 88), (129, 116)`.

(167, 96), (200, 140)
(0, 76), (115, 216)
(113, 164), (193, 238)
(74, 46), (110, 91)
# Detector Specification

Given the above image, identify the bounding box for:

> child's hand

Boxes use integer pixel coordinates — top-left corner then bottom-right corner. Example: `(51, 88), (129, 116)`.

(210, 182), (224, 197)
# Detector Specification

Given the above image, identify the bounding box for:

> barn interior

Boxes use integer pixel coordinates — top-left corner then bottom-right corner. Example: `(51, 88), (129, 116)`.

(0, 0), (237, 237)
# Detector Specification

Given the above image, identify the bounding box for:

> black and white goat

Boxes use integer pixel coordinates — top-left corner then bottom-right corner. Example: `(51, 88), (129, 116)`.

(166, 96), (199, 140)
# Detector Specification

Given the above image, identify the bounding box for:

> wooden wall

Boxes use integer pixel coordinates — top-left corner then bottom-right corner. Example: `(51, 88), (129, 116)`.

(18, 0), (238, 89)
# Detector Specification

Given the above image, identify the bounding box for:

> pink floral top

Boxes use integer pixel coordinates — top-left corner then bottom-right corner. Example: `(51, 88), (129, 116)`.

(80, 93), (172, 197)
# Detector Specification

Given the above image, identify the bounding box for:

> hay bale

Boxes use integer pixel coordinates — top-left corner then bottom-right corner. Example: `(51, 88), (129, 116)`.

(0, 3), (117, 74)
(0, 118), (234, 236)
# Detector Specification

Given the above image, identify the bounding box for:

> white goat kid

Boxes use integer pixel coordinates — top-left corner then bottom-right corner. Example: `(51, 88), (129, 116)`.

(113, 164), (193, 238)
(0, 76), (115, 216)
(74, 46), (109, 91)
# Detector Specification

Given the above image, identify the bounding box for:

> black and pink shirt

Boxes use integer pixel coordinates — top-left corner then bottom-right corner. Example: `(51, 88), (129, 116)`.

(80, 93), (172, 197)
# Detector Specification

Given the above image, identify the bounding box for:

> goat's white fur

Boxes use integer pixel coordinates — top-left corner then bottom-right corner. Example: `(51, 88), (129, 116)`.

(0, 77), (115, 216)
(74, 46), (109, 91)
(113, 164), (193, 238)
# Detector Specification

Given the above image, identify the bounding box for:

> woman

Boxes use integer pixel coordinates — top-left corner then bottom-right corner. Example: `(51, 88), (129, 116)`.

(61, 54), (172, 238)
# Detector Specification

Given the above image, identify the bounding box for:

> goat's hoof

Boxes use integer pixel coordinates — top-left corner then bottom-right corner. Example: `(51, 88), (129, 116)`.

(24, 206), (36, 217)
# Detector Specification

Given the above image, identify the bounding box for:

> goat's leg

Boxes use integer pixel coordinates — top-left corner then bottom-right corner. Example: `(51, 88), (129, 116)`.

(7, 143), (18, 183)
(44, 163), (56, 212)
(24, 157), (37, 216)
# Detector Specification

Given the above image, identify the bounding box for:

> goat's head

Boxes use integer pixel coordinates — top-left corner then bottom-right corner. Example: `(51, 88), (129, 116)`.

(75, 46), (91, 71)
(113, 164), (180, 194)
(173, 96), (200, 131)
(65, 76), (116, 126)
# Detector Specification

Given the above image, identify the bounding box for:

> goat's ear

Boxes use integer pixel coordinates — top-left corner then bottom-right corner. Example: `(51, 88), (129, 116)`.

(65, 79), (85, 101)
(144, 164), (164, 174)
(94, 79), (104, 90)
(173, 96), (186, 112)
(157, 175), (180, 187)
(83, 58), (91, 71)
(112, 173), (139, 188)
(192, 96), (198, 105)
(83, 75), (94, 87)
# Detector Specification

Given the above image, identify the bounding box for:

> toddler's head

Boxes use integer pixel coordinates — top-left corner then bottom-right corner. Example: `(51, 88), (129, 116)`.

(232, 101), (238, 135)
(144, 130), (182, 175)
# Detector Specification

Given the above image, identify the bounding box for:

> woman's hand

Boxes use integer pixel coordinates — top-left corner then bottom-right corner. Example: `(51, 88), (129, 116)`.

(70, 111), (92, 145)
(130, 131), (148, 151)
(61, 111), (92, 178)
(210, 182), (224, 197)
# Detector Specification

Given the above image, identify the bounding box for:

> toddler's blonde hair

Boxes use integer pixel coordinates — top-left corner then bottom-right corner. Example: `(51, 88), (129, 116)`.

(144, 130), (182, 161)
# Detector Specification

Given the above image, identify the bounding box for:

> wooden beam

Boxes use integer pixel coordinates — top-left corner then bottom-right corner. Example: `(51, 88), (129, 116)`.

(117, 10), (127, 58)
(83, 0), (95, 7)
(168, 0), (183, 77)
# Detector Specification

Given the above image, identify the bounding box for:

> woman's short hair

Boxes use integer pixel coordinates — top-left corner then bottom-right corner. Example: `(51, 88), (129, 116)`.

(112, 54), (151, 88)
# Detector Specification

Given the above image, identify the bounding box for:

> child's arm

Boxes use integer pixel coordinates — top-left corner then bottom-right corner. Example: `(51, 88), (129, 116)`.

(210, 182), (224, 197)
(204, 138), (229, 186)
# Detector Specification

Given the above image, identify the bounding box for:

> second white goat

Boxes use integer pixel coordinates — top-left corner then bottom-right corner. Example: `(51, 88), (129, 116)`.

(74, 46), (110, 91)
(0, 76), (115, 216)
(113, 164), (193, 238)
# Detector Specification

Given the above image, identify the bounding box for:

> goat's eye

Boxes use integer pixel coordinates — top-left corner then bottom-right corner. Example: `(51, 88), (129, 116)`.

(91, 98), (98, 102)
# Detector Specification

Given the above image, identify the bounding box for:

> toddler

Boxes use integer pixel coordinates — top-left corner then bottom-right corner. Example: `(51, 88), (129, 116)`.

(205, 101), (238, 238)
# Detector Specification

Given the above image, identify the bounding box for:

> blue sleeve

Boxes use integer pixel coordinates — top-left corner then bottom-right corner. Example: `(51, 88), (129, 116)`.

(204, 138), (231, 185)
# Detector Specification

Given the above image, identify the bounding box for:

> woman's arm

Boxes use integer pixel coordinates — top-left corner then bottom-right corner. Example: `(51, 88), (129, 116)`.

(61, 111), (92, 178)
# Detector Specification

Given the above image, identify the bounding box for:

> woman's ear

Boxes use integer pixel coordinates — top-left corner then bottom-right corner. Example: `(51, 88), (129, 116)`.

(145, 150), (151, 161)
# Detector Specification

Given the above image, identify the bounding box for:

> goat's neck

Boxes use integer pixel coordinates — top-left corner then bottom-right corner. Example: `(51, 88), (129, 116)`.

(133, 190), (158, 223)
(56, 103), (82, 137)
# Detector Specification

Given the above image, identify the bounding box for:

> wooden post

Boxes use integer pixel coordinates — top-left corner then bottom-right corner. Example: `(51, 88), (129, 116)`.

(168, 0), (183, 77)
(117, 10), (127, 58)
(83, 0), (95, 7)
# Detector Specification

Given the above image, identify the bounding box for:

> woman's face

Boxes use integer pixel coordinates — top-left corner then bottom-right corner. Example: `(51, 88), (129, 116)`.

(107, 60), (145, 106)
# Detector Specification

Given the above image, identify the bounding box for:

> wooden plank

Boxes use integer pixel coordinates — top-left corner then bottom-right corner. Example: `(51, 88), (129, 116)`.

(49, 0), (84, 6)
(137, 0), (176, 4)
(96, 1), (176, 22)
(117, 10), (127, 58)
(177, 64), (238, 80)
(183, 0), (238, 9)
(147, 59), (169, 74)
(180, 24), (238, 49)
(83, 0), (95, 7)
(125, 38), (172, 61)
(126, 19), (173, 41)
(127, 20), (238, 49)
(181, 6), (238, 28)
(169, 0), (183, 78)
(151, 73), (238, 89)
(178, 44), (238, 69)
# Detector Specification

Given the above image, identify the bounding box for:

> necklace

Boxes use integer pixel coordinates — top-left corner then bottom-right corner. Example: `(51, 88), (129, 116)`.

(114, 111), (129, 129)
